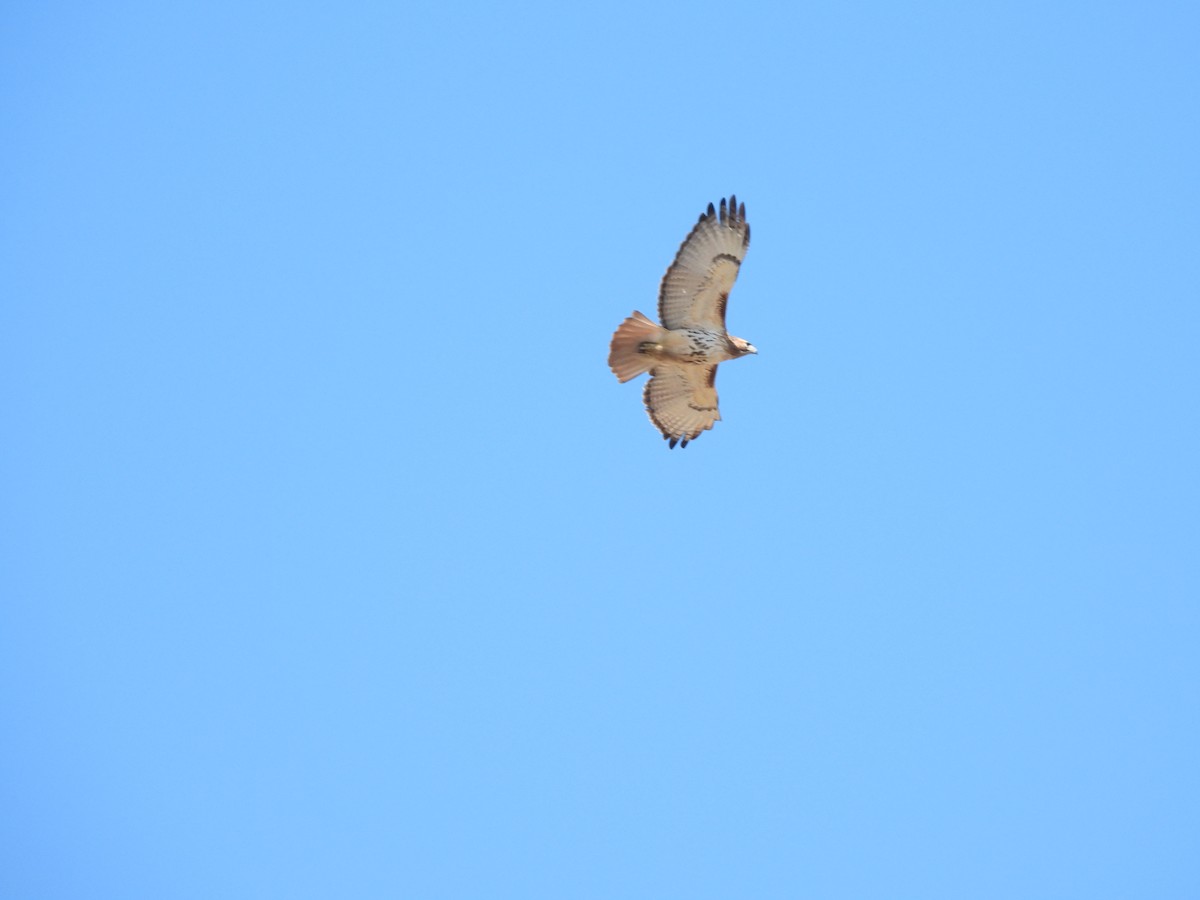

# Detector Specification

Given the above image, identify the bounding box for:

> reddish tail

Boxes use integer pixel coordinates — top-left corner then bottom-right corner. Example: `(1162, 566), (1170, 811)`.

(608, 311), (665, 383)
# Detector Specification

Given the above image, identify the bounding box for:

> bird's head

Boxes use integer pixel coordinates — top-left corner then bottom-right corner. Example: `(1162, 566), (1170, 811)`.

(730, 336), (758, 356)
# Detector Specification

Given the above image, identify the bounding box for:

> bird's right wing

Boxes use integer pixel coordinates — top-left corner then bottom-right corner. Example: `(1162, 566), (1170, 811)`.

(657, 196), (750, 331)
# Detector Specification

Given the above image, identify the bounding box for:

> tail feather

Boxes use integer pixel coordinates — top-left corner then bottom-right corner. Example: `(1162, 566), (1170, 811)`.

(608, 311), (665, 383)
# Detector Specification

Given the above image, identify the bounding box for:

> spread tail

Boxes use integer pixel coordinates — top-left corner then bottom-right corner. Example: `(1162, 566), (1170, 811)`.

(608, 311), (665, 383)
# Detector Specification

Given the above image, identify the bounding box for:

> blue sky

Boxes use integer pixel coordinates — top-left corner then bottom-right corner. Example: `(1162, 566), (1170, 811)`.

(3, 1), (1198, 897)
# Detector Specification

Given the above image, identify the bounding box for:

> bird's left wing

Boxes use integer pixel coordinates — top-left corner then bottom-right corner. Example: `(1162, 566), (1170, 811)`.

(643, 364), (720, 448)
(658, 196), (750, 331)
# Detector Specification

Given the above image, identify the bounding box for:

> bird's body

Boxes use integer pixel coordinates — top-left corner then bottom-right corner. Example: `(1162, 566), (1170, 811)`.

(608, 196), (756, 448)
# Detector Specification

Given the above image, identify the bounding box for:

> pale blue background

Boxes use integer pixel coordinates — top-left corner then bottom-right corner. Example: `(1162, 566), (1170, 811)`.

(3, 2), (1198, 897)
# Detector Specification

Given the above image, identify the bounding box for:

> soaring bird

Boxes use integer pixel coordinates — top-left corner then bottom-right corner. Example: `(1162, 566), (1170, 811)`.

(608, 195), (756, 448)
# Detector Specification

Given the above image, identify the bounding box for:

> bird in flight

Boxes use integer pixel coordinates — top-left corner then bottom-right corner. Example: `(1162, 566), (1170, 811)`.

(608, 195), (756, 448)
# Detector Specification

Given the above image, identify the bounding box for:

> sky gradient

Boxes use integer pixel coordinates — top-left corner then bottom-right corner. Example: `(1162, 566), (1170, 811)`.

(3, 2), (1199, 897)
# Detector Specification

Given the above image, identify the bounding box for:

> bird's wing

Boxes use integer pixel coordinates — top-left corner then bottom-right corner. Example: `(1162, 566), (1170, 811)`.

(658, 196), (750, 331)
(643, 364), (720, 448)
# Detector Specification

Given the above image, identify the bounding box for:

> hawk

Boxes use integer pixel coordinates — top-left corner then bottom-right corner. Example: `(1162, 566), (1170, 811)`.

(608, 195), (757, 448)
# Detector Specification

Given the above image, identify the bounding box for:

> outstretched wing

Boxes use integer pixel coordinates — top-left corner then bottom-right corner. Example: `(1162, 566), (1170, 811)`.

(658, 196), (750, 331)
(643, 364), (720, 449)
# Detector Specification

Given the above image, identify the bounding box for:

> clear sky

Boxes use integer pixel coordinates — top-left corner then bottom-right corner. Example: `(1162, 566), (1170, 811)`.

(3, 1), (1198, 897)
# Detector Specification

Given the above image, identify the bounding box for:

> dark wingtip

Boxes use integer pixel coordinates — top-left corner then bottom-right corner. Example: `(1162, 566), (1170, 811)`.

(668, 436), (678, 449)
(730, 195), (746, 224)
(680, 437), (689, 448)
